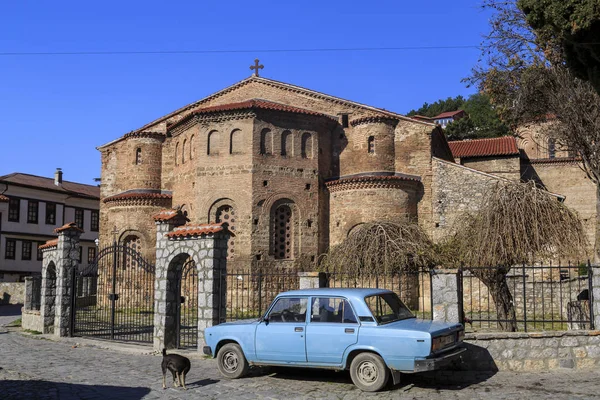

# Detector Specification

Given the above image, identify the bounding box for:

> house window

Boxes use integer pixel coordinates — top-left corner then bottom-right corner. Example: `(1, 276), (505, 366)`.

(368, 136), (375, 154)
(46, 203), (56, 225)
(88, 247), (97, 264)
(78, 247), (82, 263)
(27, 200), (39, 224)
(8, 198), (20, 222)
(75, 209), (84, 229)
(216, 205), (235, 259)
(91, 210), (99, 232)
(37, 242), (44, 261)
(135, 148), (142, 165)
(272, 204), (293, 260)
(22, 241), (32, 260)
(5, 239), (16, 259)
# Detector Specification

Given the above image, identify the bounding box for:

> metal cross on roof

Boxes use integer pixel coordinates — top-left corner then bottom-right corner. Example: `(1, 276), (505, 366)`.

(250, 59), (264, 77)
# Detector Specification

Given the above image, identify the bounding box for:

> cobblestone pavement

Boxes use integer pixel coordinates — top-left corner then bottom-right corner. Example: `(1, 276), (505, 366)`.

(1, 331), (600, 399)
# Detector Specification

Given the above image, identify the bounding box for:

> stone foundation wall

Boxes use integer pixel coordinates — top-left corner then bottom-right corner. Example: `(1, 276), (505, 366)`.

(21, 309), (44, 332)
(458, 331), (600, 371)
(0, 282), (25, 304)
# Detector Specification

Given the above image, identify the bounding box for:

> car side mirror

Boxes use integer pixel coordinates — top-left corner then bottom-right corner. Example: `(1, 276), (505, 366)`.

(260, 316), (269, 325)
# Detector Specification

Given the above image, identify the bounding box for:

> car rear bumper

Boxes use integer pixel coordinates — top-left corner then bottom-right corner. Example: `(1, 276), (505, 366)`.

(413, 346), (466, 372)
(203, 346), (212, 356)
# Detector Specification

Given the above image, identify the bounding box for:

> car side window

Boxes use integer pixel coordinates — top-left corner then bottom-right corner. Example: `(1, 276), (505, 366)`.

(310, 297), (357, 324)
(267, 297), (307, 323)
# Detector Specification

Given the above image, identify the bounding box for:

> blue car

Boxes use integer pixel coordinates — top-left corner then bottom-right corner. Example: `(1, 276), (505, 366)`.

(204, 288), (465, 392)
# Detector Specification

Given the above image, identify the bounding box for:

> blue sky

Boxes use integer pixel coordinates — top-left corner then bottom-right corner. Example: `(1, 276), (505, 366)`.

(0, 1), (492, 185)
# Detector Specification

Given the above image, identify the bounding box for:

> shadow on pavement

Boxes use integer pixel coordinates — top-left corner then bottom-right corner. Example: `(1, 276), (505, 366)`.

(264, 344), (499, 393)
(2, 380), (151, 400)
(187, 378), (219, 388)
(0, 304), (23, 317)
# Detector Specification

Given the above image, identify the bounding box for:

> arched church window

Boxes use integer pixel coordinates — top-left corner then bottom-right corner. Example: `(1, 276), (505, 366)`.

(135, 148), (142, 165)
(175, 142), (179, 166)
(190, 135), (195, 160)
(216, 205), (235, 259)
(230, 129), (242, 155)
(208, 131), (220, 155)
(182, 139), (187, 163)
(548, 138), (556, 159)
(281, 130), (292, 156)
(301, 133), (312, 159)
(368, 136), (375, 154)
(272, 204), (293, 260)
(260, 128), (272, 155)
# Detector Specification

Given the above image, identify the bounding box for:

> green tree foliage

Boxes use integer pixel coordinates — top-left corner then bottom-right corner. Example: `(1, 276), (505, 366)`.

(519, 0), (600, 95)
(407, 93), (509, 141)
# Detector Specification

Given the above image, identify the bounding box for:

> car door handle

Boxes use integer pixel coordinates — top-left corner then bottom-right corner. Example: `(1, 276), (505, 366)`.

(295, 327), (304, 332)
(345, 328), (355, 334)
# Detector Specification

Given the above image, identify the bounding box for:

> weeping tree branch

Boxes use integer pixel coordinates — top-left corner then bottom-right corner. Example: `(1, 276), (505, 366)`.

(318, 222), (437, 279)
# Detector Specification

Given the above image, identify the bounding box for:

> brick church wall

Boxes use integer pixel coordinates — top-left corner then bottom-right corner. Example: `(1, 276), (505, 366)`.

(522, 159), (597, 250)
(460, 155), (520, 181)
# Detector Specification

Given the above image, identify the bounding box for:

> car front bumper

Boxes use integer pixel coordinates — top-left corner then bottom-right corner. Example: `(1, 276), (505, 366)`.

(413, 346), (466, 372)
(203, 346), (212, 356)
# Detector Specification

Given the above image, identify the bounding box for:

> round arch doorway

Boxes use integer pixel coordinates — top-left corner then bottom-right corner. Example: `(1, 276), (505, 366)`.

(177, 258), (199, 349)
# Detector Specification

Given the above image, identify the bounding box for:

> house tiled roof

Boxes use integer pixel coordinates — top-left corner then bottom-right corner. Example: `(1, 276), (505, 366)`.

(0, 173), (99, 199)
(0, 194), (8, 202)
(38, 239), (59, 250)
(448, 136), (519, 158)
(433, 110), (465, 119)
(153, 209), (180, 222)
(165, 223), (234, 239)
(54, 222), (84, 234)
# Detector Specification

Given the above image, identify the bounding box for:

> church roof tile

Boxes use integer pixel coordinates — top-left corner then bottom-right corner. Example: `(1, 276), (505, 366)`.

(448, 136), (519, 158)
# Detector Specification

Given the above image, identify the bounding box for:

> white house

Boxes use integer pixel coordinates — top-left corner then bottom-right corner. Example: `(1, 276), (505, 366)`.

(0, 169), (100, 281)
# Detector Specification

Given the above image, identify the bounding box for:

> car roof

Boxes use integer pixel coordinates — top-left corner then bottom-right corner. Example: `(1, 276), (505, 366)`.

(278, 288), (392, 299)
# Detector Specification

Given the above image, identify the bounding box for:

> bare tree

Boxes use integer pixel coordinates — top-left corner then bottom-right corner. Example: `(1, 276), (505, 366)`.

(446, 180), (588, 331)
(319, 222), (437, 278)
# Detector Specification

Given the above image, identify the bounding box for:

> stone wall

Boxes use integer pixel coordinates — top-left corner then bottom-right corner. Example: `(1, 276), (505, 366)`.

(432, 158), (507, 242)
(21, 309), (43, 332)
(0, 282), (25, 304)
(460, 155), (520, 180)
(432, 270), (459, 323)
(459, 331), (600, 371)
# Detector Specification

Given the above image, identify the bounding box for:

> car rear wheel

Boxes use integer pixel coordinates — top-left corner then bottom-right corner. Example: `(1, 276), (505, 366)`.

(217, 343), (249, 379)
(349, 352), (390, 392)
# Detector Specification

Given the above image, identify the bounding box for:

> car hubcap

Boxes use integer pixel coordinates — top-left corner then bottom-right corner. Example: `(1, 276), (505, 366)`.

(223, 351), (239, 372)
(357, 361), (378, 384)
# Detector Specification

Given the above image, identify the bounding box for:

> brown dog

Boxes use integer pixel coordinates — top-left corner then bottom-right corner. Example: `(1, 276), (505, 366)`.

(161, 348), (191, 390)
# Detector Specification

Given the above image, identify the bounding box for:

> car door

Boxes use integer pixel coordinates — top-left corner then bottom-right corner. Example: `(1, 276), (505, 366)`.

(305, 297), (359, 364)
(255, 296), (308, 362)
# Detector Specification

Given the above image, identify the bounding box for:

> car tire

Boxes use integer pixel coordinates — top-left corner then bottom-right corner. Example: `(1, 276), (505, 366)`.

(349, 352), (390, 392)
(217, 343), (249, 379)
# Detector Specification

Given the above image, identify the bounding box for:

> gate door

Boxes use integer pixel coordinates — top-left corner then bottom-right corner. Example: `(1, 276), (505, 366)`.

(72, 242), (155, 343)
(177, 258), (198, 349)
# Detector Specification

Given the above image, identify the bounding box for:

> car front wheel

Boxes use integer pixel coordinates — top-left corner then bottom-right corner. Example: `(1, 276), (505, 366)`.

(217, 343), (249, 379)
(349, 352), (390, 392)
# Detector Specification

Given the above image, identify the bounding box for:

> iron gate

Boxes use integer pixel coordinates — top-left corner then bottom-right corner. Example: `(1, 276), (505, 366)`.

(177, 258), (198, 349)
(71, 242), (155, 343)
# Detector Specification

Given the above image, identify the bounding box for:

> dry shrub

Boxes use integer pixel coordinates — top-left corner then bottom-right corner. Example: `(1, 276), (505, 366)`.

(319, 222), (437, 278)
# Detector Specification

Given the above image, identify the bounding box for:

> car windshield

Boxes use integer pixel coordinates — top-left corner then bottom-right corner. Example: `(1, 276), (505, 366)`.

(364, 293), (415, 325)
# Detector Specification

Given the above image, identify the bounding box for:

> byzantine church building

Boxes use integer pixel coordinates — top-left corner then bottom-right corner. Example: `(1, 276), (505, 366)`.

(98, 73), (597, 267)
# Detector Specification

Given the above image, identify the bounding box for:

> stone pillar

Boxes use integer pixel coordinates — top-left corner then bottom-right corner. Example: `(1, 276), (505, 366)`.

(591, 266), (600, 330)
(197, 233), (229, 348)
(432, 269), (460, 323)
(53, 224), (82, 337)
(298, 272), (328, 289)
(24, 277), (34, 310)
(153, 220), (178, 352)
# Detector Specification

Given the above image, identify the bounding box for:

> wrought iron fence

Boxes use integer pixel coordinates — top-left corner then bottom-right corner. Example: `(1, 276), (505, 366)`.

(25, 275), (42, 311)
(325, 266), (433, 320)
(460, 261), (594, 332)
(217, 265), (303, 323)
